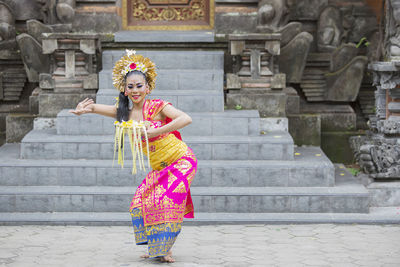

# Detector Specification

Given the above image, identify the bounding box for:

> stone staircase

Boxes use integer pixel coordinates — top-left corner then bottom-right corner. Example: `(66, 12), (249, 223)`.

(0, 50), (374, 225)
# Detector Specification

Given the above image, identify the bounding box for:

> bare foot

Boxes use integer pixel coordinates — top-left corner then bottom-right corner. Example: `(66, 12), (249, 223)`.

(160, 251), (175, 263)
(140, 254), (149, 259)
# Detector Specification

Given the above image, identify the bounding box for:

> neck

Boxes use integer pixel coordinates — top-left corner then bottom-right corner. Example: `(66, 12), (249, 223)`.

(131, 98), (146, 110)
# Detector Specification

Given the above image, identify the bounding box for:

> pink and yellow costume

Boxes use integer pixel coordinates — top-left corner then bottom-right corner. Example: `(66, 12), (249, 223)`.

(129, 99), (197, 258)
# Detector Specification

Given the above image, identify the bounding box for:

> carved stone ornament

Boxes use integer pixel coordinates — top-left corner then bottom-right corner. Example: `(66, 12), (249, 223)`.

(122, 0), (214, 30)
(350, 135), (400, 179)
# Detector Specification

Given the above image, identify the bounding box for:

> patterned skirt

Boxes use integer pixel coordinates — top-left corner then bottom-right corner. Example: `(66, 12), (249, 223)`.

(129, 147), (197, 258)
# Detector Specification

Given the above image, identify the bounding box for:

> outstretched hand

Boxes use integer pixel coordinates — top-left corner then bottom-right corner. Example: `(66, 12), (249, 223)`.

(69, 98), (94, 115)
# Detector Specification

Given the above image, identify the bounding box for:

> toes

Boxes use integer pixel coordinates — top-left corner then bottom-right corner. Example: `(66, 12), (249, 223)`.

(162, 256), (175, 263)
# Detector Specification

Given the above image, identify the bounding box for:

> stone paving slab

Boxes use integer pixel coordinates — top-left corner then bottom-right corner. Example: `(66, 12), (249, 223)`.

(0, 224), (399, 266)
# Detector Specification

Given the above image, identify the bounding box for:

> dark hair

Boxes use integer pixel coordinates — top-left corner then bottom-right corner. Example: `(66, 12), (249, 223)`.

(116, 70), (147, 122)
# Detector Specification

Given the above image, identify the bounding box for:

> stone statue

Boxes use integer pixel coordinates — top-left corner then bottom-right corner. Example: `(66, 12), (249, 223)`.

(37, 0), (76, 25)
(278, 22), (313, 83)
(386, 0), (400, 58)
(256, 0), (313, 83)
(14, 0), (75, 82)
(324, 44), (368, 101)
(257, 0), (290, 33)
(1, 0), (42, 21)
(294, 0), (328, 20)
(0, 1), (16, 51)
(317, 6), (344, 52)
(16, 33), (50, 82)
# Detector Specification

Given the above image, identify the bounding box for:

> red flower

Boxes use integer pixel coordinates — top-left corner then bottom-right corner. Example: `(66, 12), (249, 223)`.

(130, 63), (136, 70)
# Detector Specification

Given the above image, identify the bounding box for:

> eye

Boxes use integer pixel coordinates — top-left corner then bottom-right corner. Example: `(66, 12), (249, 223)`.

(137, 84), (143, 88)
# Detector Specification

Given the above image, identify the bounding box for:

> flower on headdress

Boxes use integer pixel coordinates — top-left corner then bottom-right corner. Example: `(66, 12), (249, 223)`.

(126, 50), (136, 56)
(130, 63), (137, 70)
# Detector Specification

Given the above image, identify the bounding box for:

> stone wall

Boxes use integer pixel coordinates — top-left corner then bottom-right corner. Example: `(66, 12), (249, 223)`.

(73, 0), (120, 33)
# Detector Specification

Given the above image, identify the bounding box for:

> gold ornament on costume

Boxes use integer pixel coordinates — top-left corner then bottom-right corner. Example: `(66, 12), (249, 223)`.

(112, 49), (157, 92)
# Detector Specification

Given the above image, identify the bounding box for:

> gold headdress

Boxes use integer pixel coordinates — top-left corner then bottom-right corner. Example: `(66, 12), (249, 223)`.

(112, 50), (157, 92)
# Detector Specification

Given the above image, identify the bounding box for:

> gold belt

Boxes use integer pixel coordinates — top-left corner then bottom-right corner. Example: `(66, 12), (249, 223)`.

(143, 134), (187, 171)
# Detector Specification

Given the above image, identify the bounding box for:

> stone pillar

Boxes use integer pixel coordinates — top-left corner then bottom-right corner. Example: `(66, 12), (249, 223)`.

(226, 33), (288, 117)
(39, 33), (101, 117)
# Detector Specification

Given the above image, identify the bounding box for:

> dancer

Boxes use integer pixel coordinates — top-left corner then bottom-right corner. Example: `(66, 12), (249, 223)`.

(70, 50), (197, 263)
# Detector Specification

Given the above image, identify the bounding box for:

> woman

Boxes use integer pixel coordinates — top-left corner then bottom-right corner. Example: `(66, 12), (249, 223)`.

(70, 50), (197, 263)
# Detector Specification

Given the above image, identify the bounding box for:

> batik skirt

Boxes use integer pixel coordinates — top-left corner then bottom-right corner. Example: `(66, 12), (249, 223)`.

(129, 147), (197, 258)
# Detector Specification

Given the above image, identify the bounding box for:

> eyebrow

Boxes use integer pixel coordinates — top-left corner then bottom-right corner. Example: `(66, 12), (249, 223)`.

(127, 82), (143, 85)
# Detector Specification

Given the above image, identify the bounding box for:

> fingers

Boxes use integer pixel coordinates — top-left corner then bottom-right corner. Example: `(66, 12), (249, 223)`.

(80, 98), (94, 106)
(69, 109), (81, 116)
(81, 98), (94, 106)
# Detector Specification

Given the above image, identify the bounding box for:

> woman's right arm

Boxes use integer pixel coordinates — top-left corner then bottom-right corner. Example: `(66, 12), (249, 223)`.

(69, 98), (117, 118)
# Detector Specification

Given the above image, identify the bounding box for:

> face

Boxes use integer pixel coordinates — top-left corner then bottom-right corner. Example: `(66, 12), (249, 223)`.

(125, 73), (149, 104)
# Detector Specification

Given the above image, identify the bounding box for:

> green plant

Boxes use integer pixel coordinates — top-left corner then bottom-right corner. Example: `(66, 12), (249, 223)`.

(347, 167), (360, 176)
(235, 104), (242, 110)
(356, 37), (370, 48)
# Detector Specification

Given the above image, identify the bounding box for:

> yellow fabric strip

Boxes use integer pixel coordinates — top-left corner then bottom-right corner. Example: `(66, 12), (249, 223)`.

(113, 120), (151, 174)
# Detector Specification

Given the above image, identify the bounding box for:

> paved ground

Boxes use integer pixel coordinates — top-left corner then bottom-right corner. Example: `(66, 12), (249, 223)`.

(0, 224), (400, 267)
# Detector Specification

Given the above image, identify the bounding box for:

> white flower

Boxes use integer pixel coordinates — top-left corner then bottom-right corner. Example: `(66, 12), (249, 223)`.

(126, 49), (136, 56)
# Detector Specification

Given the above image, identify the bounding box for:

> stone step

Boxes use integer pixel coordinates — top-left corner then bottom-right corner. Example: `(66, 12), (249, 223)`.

(102, 50), (224, 71)
(96, 89), (224, 112)
(99, 69), (224, 91)
(20, 129), (294, 160)
(0, 183), (369, 213)
(114, 30), (215, 43)
(56, 109), (261, 136)
(368, 181), (400, 207)
(4, 207), (400, 225)
(0, 146), (334, 187)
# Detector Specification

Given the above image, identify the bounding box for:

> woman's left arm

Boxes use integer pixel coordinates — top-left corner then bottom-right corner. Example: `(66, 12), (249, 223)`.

(147, 105), (192, 138)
